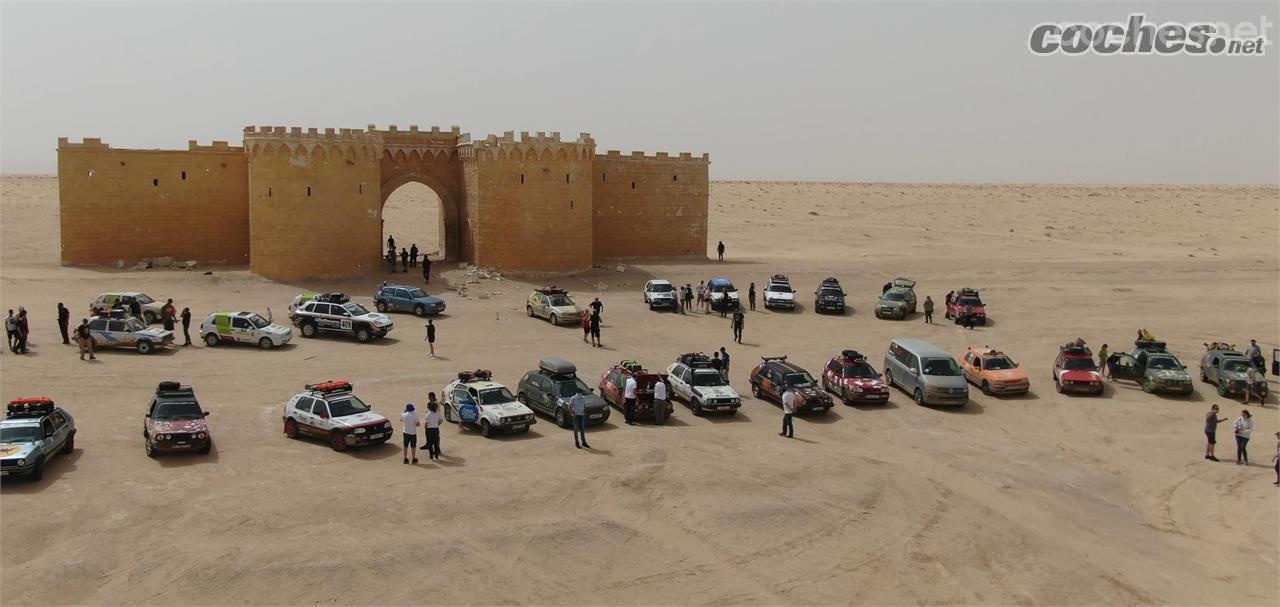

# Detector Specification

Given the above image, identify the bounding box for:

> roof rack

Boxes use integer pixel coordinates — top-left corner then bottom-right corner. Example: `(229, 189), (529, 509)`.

(959, 288), (979, 296)
(535, 286), (569, 296)
(306, 380), (353, 393)
(457, 369), (493, 382)
(1060, 344), (1092, 356)
(315, 293), (350, 304)
(7, 397), (55, 417)
(1134, 339), (1167, 353)
(770, 274), (790, 282)
(92, 308), (133, 320)
(839, 350), (866, 362)
(821, 277), (840, 284)
(155, 381), (196, 400)
(1204, 341), (1238, 352)
(538, 358), (576, 376)
(678, 352), (714, 368)
(618, 360), (646, 373)
(761, 355), (788, 363)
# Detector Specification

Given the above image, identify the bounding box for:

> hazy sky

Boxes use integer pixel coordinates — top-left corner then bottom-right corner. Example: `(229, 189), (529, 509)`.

(2, 1), (1277, 183)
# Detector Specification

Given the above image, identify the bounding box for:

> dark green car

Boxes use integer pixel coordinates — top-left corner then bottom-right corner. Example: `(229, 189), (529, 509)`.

(516, 358), (611, 428)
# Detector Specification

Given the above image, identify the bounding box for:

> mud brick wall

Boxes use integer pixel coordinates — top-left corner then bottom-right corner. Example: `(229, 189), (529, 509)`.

(592, 151), (709, 259)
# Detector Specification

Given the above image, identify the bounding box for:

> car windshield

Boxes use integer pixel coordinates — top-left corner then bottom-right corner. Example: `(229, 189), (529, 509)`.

(842, 363), (878, 378)
(784, 372), (815, 387)
(767, 284), (793, 293)
(0, 425), (41, 442)
(246, 314), (270, 329)
(1222, 360), (1249, 372)
(983, 356), (1014, 370)
(922, 358), (963, 376)
(124, 318), (147, 331)
(327, 395), (371, 417)
(882, 292), (905, 302)
(710, 285), (735, 293)
(820, 288), (841, 296)
(692, 371), (727, 386)
(135, 294), (155, 305)
(1062, 358), (1097, 371)
(957, 296), (983, 306)
(648, 283), (674, 293)
(153, 401), (204, 420)
(555, 379), (591, 397)
(549, 295), (572, 307)
(478, 388), (516, 405)
(406, 288), (429, 298)
(1147, 356), (1180, 370)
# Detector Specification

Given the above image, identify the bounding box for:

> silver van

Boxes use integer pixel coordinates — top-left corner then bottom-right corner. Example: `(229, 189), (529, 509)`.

(883, 338), (968, 406)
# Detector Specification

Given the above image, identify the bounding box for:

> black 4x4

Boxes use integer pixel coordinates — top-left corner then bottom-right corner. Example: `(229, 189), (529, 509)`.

(813, 277), (846, 314)
(517, 358), (611, 428)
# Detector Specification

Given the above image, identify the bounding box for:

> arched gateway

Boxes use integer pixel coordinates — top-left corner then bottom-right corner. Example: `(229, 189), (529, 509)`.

(56, 124), (711, 282)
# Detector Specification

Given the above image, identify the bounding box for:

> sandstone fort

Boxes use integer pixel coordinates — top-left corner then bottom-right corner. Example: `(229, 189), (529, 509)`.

(57, 125), (710, 281)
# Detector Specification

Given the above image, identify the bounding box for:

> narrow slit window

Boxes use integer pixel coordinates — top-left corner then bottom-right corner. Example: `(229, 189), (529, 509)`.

(673, 175), (678, 181)
(153, 178), (159, 187)
(565, 174), (570, 183)
(359, 183), (364, 194)
(307, 186), (312, 197)
(86, 170), (94, 177)
(601, 173), (606, 183)
(631, 182), (636, 189)
(570, 200), (574, 210)
(520, 174), (525, 184)
(268, 186), (272, 198)
(181, 171), (187, 180)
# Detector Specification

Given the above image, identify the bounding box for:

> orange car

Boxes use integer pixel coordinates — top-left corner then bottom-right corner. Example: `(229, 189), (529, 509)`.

(960, 347), (1030, 396)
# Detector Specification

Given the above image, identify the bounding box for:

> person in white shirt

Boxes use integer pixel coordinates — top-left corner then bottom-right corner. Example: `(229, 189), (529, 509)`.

(1244, 365), (1263, 405)
(652, 378), (669, 425)
(424, 397), (443, 460)
(1233, 409), (1253, 465)
(623, 375), (638, 426)
(780, 387), (797, 438)
(570, 392), (590, 449)
(400, 403), (419, 464)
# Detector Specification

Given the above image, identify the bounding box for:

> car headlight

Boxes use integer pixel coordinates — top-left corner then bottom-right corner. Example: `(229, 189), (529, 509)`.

(157, 434), (168, 441)
(17, 459), (25, 466)
(353, 427), (367, 434)
(851, 386), (863, 393)
(196, 432), (206, 439)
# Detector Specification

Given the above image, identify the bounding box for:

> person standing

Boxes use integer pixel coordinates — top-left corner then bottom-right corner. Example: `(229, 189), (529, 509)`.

(652, 378), (670, 425)
(424, 398), (442, 460)
(75, 318), (95, 361)
(387, 234), (396, 254)
(1233, 409), (1253, 465)
(56, 303), (70, 345)
(1244, 364), (1264, 405)
(780, 386), (797, 438)
(400, 403), (420, 464)
(129, 298), (143, 323)
(590, 297), (603, 319)
(409, 243), (419, 268)
(400, 248), (409, 272)
(711, 351), (724, 378)
(15, 308), (29, 354)
(5, 309), (16, 352)
(424, 319), (436, 357)
(720, 346), (731, 380)
(1245, 339), (1263, 371)
(1106, 351), (1120, 381)
(570, 391), (590, 449)
(1204, 404), (1227, 461)
(923, 296), (934, 324)
(944, 290), (955, 320)
(1271, 431), (1280, 485)
(882, 281), (892, 294)
(1097, 344), (1110, 373)
(180, 307), (192, 346)
(589, 311), (602, 348)
(161, 299), (177, 332)
(422, 255), (432, 283)
(732, 310), (745, 344)
(580, 311), (590, 343)
(717, 240), (725, 262)
(387, 250), (398, 273)
(623, 374), (638, 425)
(696, 281), (706, 312)
(684, 284), (693, 313)
(748, 282), (756, 311)
(963, 304), (976, 330)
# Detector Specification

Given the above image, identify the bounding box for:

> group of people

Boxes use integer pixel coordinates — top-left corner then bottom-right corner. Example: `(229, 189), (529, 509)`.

(5, 308), (31, 354)
(1203, 404), (1280, 484)
(579, 298), (605, 347)
(384, 235), (432, 283)
(399, 397), (443, 464)
(17, 299), (197, 362)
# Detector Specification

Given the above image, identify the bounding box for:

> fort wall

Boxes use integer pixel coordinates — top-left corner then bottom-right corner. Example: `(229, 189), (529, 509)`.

(57, 138), (250, 265)
(592, 151), (709, 259)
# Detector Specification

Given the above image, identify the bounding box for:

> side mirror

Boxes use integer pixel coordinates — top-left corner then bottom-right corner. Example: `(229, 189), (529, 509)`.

(144, 413), (151, 418)
(909, 368), (919, 375)
(1014, 363), (1020, 368)
(203, 411), (211, 417)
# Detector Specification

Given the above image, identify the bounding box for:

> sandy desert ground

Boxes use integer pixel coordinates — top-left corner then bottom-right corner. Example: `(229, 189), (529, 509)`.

(1, 176), (1278, 606)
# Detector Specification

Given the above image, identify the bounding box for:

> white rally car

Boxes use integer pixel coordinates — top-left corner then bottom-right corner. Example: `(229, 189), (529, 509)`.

(199, 310), (292, 349)
(281, 380), (393, 451)
(763, 274), (796, 310)
(85, 312), (175, 354)
(442, 370), (537, 438)
(666, 353), (742, 415)
(642, 279), (678, 310)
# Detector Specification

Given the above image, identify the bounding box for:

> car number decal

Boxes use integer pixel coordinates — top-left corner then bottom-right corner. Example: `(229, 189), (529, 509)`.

(340, 320), (352, 330)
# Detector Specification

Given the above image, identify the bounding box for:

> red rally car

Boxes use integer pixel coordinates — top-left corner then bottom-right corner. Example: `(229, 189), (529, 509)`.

(821, 350), (890, 404)
(1053, 344), (1104, 395)
(946, 288), (987, 325)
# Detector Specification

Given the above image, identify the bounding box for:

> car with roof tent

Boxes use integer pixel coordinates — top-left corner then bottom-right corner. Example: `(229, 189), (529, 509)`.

(144, 381), (212, 457)
(517, 357), (611, 428)
(281, 380), (393, 451)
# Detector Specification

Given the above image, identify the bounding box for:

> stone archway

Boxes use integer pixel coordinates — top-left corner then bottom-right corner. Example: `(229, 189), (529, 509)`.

(379, 172), (461, 263)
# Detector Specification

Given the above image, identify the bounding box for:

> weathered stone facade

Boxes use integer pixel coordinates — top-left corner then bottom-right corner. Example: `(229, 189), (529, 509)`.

(57, 125), (709, 281)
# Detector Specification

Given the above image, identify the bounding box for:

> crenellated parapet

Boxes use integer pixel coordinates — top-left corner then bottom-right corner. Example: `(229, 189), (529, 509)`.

(242, 125), (379, 159)
(57, 137), (110, 150)
(463, 130), (596, 162)
(369, 124), (463, 161)
(187, 140), (242, 152)
(598, 150), (710, 163)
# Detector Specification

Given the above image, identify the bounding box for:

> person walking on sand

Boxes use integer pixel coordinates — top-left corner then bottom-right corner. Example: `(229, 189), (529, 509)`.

(589, 311), (602, 348)
(75, 318), (95, 361)
(1233, 409), (1253, 465)
(570, 391), (590, 449)
(15, 308), (29, 354)
(580, 310), (590, 343)
(410, 243), (419, 268)
(748, 282), (756, 311)
(400, 403), (419, 464)
(1204, 404), (1228, 461)
(780, 386), (797, 438)
(720, 347), (731, 381)
(5, 309), (17, 352)
(623, 374), (638, 425)
(424, 398), (443, 460)
(400, 247), (409, 272)
(1271, 431), (1280, 485)
(57, 303), (70, 345)
(944, 290), (955, 320)
(161, 299), (177, 332)
(1244, 364), (1264, 405)
(422, 254), (432, 284)
(717, 240), (725, 262)
(590, 297), (604, 319)
(424, 319), (436, 357)
(180, 307), (192, 346)
(1097, 344), (1109, 373)
(923, 296), (934, 324)
(732, 310), (745, 344)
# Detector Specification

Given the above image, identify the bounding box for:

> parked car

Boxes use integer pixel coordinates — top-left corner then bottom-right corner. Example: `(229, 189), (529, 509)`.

(288, 292), (348, 313)
(1112, 340), (1194, 395)
(289, 293), (393, 343)
(821, 350), (890, 404)
(517, 358), (610, 427)
(705, 278), (740, 311)
(960, 347), (1030, 396)
(875, 278), (917, 319)
(85, 311), (175, 354)
(1200, 343), (1269, 399)
(883, 338), (968, 406)
(748, 356), (833, 413)
(90, 292), (165, 324)
(666, 352), (741, 415)
(598, 361), (675, 424)
(199, 310), (292, 349)
(373, 282), (446, 316)
(763, 274), (796, 310)
(442, 370), (536, 437)
(946, 288), (987, 325)
(527, 287), (581, 325)
(1052, 344), (1104, 395)
(143, 382), (211, 457)
(281, 380), (393, 451)
(813, 277), (846, 314)
(642, 280), (678, 311)
(0, 398), (75, 482)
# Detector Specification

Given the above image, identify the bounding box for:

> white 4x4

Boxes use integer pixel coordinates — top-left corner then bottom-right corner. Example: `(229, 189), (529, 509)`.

(643, 280), (678, 310)
(281, 380), (393, 451)
(289, 293), (393, 343)
(442, 370), (537, 438)
(666, 354), (741, 415)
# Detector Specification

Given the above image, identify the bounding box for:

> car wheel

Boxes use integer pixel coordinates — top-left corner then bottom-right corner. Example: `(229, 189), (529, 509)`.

(691, 399), (704, 416)
(1200, 370), (1209, 383)
(479, 419), (493, 438)
(204, 333), (220, 347)
(841, 386), (850, 404)
(329, 432), (348, 451)
(885, 370), (895, 388)
(136, 340), (154, 354)
(259, 337), (273, 350)
(981, 380), (992, 396)
(145, 440), (157, 458)
(355, 327), (372, 343)
(913, 388), (925, 406)
(550, 314), (559, 325)
(284, 418), (300, 439)
(30, 457), (44, 481)
(143, 311), (156, 324)
(1217, 381), (1230, 397)
(526, 306), (534, 317)
(751, 383), (762, 398)
(444, 406), (453, 423)
(301, 323), (317, 338)
(554, 407), (568, 428)
(1055, 379), (1064, 393)
(375, 301), (388, 313)
(62, 433), (74, 454)
(1141, 378), (1154, 393)
(199, 443), (211, 455)
(414, 304), (425, 316)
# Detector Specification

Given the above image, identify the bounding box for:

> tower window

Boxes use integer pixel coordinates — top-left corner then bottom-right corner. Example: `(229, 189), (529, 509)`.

(268, 186), (272, 198)
(520, 174), (525, 184)
(631, 182), (636, 189)
(307, 186), (312, 197)
(153, 178), (159, 187)
(359, 183), (364, 194)
(570, 200), (574, 210)
(86, 170), (94, 177)
(673, 175), (678, 181)
(181, 171), (187, 180)
(565, 174), (570, 183)
(601, 173), (606, 183)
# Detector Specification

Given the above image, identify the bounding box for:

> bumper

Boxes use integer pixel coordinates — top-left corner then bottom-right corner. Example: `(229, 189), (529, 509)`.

(701, 400), (742, 412)
(585, 410), (611, 425)
(765, 300), (795, 310)
(875, 308), (906, 319)
(1060, 381), (1103, 394)
(494, 417), (537, 432)
(648, 298), (678, 308)
(923, 391), (968, 405)
(798, 401), (833, 413)
(0, 463), (37, 477)
(1150, 384), (1194, 395)
(989, 383), (1030, 395)
(152, 437), (212, 453)
(844, 391), (890, 403)
(371, 324), (393, 336)
(815, 301), (844, 311)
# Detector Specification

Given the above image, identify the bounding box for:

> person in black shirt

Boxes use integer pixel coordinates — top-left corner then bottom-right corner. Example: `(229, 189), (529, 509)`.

(424, 319), (436, 357)
(590, 297), (603, 318)
(180, 307), (192, 346)
(732, 311), (745, 343)
(589, 312), (601, 348)
(422, 255), (432, 283)
(409, 244), (418, 268)
(717, 241), (725, 261)
(400, 248), (409, 272)
(57, 303), (70, 345)
(748, 282), (756, 311)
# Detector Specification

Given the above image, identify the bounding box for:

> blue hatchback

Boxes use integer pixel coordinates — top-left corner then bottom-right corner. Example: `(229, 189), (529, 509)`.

(373, 283), (446, 316)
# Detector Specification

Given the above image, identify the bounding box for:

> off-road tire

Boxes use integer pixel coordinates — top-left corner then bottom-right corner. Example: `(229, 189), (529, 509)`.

(145, 440), (157, 458)
(30, 457), (45, 481)
(1217, 381), (1231, 397)
(355, 326), (372, 343)
(526, 306), (534, 317)
(885, 370), (895, 389)
(554, 407), (568, 428)
(479, 419), (493, 438)
(259, 337), (273, 350)
(550, 314), (559, 325)
(691, 399), (704, 416)
(136, 340), (154, 354)
(913, 388), (925, 406)
(284, 418), (300, 439)
(301, 322), (317, 338)
(981, 380), (992, 396)
(199, 443), (211, 455)
(329, 431), (348, 452)
(62, 433), (75, 454)
(375, 301), (389, 313)
(751, 383), (762, 398)
(204, 333), (220, 347)
(1141, 378), (1154, 393)
(143, 311), (157, 324)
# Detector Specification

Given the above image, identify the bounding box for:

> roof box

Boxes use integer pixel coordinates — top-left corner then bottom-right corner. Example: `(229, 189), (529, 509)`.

(539, 357), (576, 376)
(840, 350), (865, 361)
